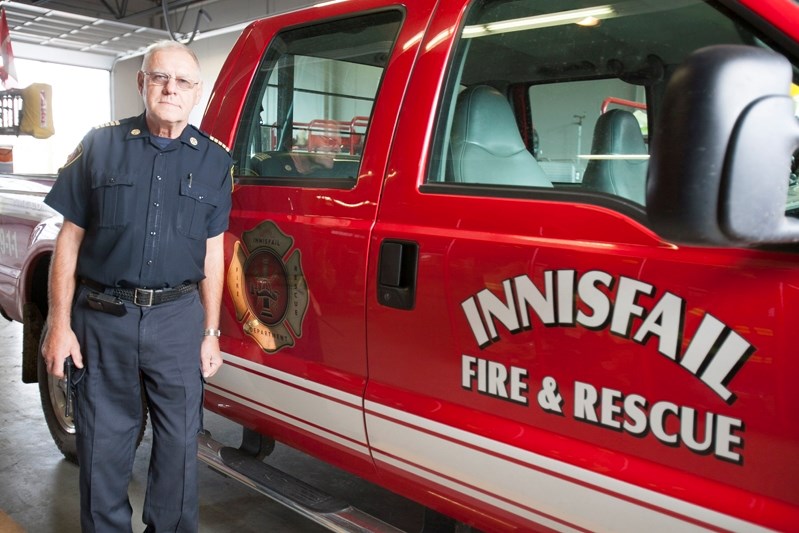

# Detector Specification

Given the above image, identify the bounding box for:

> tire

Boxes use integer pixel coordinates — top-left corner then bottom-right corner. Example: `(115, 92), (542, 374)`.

(37, 324), (148, 464)
(239, 426), (276, 461)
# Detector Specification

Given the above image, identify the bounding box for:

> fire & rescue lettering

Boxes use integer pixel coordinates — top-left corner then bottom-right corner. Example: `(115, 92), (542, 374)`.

(572, 381), (744, 464)
(460, 356), (746, 463)
(462, 354), (529, 405)
(461, 270), (754, 404)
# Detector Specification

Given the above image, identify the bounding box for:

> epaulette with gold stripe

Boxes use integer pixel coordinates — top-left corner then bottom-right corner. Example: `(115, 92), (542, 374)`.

(208, 134), (230, 153)
(93, 120), (121, 129)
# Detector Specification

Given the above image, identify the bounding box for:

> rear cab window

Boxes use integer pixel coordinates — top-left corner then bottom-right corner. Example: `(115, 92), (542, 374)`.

(790, 83), (799, 213)
(232, 10), (403, 188)
(429, 0), (798, 217)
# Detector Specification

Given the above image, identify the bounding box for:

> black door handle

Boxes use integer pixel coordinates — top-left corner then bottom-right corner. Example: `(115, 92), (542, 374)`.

(377, 240), (418, 310)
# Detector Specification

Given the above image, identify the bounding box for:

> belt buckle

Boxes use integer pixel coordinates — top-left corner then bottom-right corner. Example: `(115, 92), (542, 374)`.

(134, 288), (154, 307)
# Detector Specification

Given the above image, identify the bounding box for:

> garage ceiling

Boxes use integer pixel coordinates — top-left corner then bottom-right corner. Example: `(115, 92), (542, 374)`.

(18, 0), (209, 24)
(3, 1), (171, 59)
(0, 0), (268, 66)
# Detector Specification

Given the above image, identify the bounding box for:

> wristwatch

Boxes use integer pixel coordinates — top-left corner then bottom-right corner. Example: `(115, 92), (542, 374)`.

(203, 328), (222, 337)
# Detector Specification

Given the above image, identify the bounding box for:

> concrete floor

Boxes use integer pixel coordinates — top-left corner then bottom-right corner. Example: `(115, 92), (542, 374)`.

(0, 318), (427, 532)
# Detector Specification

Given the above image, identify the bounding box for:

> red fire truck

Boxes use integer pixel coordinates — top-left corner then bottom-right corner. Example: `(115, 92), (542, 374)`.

(3, 0), (799, 530)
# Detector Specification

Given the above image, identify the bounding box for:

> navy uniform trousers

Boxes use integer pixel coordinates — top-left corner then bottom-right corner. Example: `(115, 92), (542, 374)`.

(71, 282), (205, 533)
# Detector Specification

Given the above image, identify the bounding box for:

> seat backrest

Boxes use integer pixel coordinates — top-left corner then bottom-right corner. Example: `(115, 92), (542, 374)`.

(450, 85), (551, 187)
(582, 109), (648, 204)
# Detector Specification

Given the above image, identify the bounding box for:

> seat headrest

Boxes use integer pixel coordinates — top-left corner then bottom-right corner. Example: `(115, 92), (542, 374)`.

(450, 85), (551, 187)
(582, 109), (648, 204)
(453, 86), (527, 157)
(591, 109), (647, 155)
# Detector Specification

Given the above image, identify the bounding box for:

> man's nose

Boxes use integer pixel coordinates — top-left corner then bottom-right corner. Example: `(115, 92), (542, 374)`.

(161, 78), (178, 93)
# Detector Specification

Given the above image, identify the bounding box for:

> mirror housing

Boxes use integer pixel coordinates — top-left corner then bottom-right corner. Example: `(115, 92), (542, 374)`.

(647, 45), (799, 245)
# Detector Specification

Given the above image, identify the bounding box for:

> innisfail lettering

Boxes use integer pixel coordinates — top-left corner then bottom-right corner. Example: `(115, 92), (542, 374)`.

(252, 237), (282, 247)
(461, 270), (754, 404)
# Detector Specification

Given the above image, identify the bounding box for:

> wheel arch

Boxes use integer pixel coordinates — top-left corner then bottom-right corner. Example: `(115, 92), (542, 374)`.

(21, 250), (51, 383)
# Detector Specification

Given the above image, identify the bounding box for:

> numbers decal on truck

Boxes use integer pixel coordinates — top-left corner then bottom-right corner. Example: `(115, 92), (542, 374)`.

(0, 228), (19, 259)
(227, 221), (309, 353)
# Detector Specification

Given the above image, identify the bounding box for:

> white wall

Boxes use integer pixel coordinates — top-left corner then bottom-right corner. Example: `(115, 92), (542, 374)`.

(187, 32), (244, 127)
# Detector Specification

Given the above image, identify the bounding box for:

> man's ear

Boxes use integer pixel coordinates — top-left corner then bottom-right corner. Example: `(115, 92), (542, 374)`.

(137, 70), (145, 95)
(193, 81), (203, 106)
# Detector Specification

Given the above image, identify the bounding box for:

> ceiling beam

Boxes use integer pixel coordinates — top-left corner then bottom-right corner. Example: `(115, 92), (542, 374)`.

(98, 0), (122, 19)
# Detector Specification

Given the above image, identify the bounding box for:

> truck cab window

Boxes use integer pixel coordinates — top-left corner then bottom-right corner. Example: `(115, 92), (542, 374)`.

(787, 84), (799, 217)
(430, 0), (796, 213)
(233, 10), (402, 186)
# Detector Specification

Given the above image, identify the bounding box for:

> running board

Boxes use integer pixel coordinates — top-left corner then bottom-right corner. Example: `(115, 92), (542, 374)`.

(198, 433), (403, 533)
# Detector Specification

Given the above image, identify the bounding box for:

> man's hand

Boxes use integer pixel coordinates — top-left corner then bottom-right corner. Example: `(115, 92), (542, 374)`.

(43, 220), (86, 380)
(41, 324), (83, 379)
(201, 336), (223, 379)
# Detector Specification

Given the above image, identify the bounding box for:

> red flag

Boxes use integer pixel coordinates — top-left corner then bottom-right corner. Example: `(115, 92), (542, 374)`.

(0, 9), (17, 89)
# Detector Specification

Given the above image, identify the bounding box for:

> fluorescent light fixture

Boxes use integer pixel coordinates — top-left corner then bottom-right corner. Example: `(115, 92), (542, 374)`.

(576, 16), (601, 27)
(463, 5), (615, 38)
(578, 154), (650, 160)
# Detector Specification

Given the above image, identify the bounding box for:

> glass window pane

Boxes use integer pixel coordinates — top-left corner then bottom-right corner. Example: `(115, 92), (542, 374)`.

(430, 0), (794, 211)
(234, 10), (402, 183)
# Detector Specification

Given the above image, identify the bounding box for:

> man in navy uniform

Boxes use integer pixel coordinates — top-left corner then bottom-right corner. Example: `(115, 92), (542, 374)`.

(41, 40), (232, 532)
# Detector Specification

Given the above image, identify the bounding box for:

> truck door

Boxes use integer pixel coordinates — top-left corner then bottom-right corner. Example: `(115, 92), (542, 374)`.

(203, 2), (433, 475)
(365, 0), (799, 530)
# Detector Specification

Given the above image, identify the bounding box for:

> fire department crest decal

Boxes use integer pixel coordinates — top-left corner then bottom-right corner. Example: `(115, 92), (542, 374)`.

(227, 221), (309, 353)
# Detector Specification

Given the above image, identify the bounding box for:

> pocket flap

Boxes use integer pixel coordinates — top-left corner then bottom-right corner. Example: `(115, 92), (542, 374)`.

(179, 179), (220, 206)
(90, 172), (134, 189)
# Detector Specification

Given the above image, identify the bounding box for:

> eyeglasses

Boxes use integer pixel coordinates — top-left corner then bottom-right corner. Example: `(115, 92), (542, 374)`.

(141, 71), (199, 91)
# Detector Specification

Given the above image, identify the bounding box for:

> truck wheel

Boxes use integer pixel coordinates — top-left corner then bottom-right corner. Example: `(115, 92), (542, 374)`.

(239, 426), (276, 461)
(422, 508), (477, 532)
(37, 326), (148, 464)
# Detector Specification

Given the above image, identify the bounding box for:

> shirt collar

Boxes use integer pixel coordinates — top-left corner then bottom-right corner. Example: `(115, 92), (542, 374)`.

(124, 114), (150, 142)
(123, 114), (200, 151)
(178, 125), (201, 151)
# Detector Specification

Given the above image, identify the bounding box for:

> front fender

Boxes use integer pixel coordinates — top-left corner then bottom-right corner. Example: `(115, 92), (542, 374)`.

(15, 214), (61, 322)
(19, 214), (60, 384)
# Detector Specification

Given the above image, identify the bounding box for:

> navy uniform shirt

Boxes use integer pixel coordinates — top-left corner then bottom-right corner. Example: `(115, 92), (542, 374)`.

(45, 114), (233, 288)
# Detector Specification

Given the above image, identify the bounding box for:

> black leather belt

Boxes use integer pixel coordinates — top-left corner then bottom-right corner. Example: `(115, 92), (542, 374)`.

(81, 278), (197, 307)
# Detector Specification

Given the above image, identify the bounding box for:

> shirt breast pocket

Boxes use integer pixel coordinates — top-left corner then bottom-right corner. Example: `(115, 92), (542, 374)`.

(90, 173), (135, 229)
(177, 180), (220, 240)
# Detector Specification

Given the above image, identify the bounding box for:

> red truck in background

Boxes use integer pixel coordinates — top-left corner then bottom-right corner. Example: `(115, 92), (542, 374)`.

(3, 0), (799, 531)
